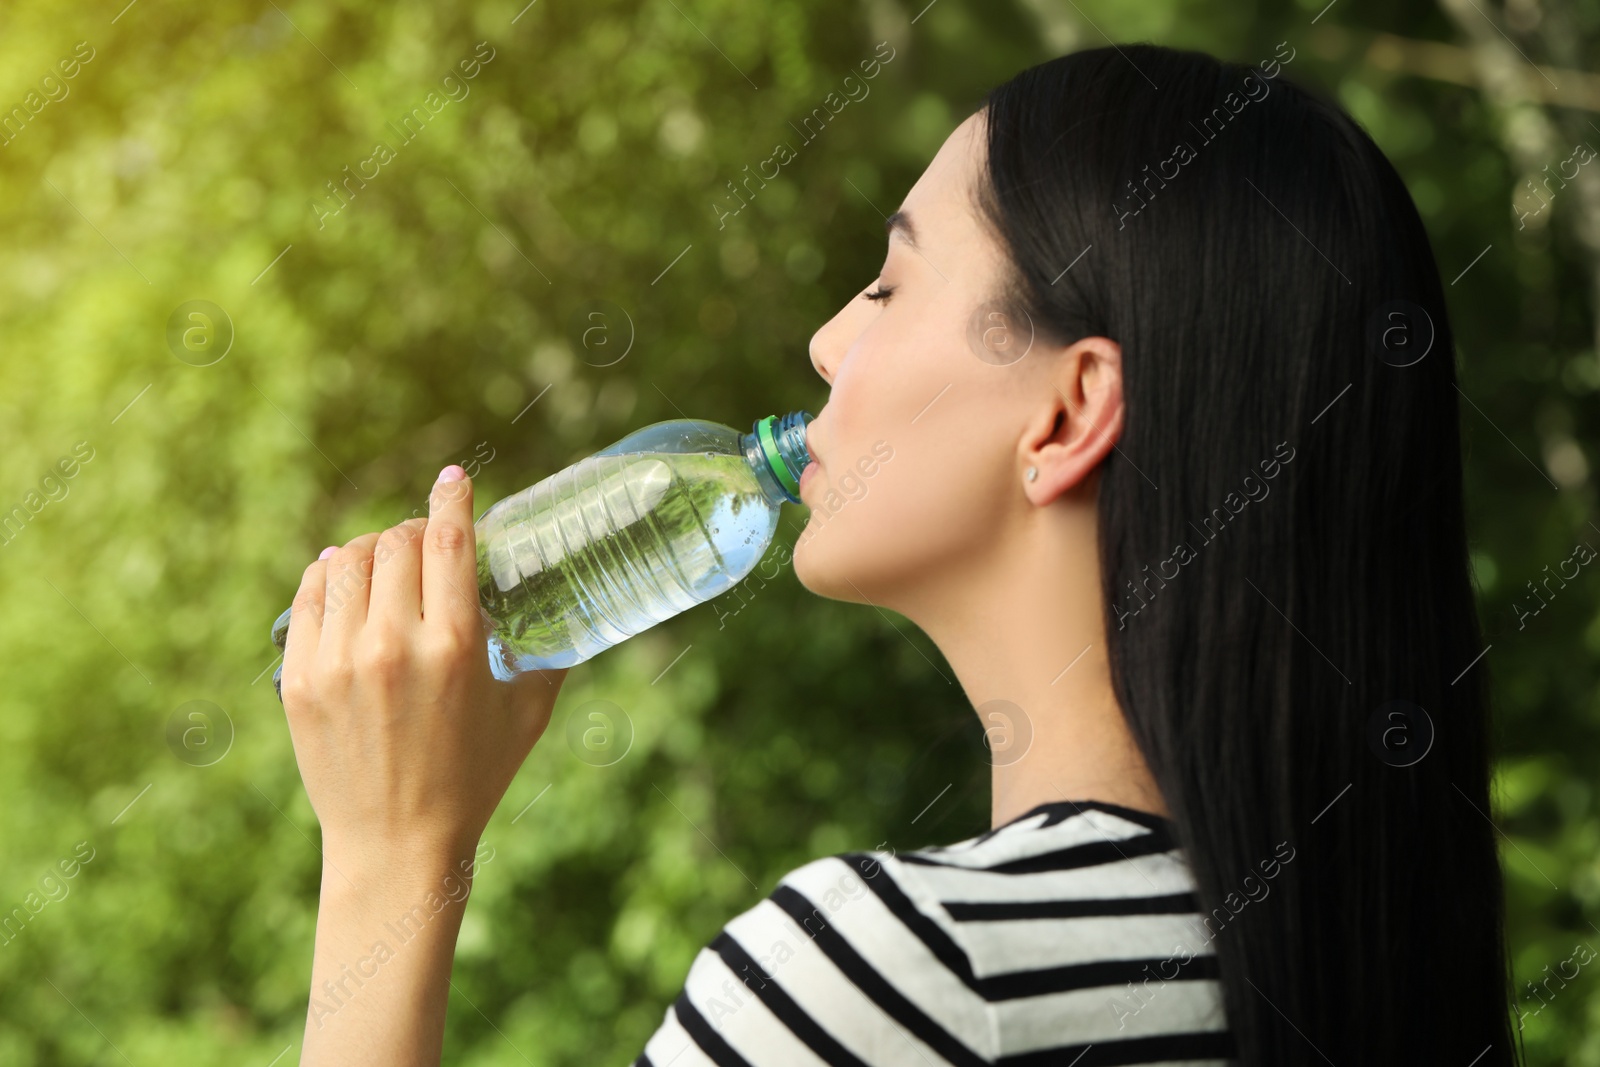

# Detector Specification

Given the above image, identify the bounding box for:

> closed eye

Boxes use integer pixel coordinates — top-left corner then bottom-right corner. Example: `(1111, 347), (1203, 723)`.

(863, 284), (895, 303)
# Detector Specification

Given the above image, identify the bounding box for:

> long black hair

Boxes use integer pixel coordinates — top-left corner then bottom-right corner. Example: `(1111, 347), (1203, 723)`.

(975, 44), (1517, 1064)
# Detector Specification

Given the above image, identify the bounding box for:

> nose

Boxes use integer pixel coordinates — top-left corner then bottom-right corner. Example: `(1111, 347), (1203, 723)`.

(808, 302), (850, 386)
(807, 326), (833, 385)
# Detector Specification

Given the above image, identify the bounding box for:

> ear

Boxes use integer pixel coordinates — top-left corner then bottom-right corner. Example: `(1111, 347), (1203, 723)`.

(1018, 336), (1124, 505)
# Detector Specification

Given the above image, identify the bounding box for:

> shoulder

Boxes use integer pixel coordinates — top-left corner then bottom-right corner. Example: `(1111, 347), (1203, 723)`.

(898, 802), (1233, 1052)
(633, 801), (1236, 1066)
(634, 848), (995, 1065)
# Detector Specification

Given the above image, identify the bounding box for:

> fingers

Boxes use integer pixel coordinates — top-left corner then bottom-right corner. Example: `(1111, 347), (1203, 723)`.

(282, 557), (328, 709)
(368, 517), (428, 627)
(320, 532), (381, 659)
(422, 466), (482, 643)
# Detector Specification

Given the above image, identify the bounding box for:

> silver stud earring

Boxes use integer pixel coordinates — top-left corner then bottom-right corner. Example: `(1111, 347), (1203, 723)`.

(1025, 466), (1038, 482)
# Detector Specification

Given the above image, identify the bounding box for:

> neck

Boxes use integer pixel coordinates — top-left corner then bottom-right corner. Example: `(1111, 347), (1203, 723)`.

(895, 505), (1170, 831)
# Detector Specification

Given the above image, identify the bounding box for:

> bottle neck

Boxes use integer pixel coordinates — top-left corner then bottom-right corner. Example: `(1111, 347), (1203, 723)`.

(741, 411), (812, 506)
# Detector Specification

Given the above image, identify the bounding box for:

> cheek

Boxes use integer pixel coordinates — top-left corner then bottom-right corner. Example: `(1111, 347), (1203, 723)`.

(829, 313), (960, 431)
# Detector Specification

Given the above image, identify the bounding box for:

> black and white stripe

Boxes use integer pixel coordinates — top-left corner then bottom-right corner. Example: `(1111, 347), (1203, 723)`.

(633, 799), (1237, 1067)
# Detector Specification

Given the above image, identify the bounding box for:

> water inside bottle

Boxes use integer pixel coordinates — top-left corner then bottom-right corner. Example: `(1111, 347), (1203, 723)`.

(477, 447), (778, 676)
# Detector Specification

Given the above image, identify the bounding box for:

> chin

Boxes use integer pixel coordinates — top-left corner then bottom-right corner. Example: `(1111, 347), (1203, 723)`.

(792, 518), (848, 600)
(791, 518), (881, 606)
(791, 521), (826, 594)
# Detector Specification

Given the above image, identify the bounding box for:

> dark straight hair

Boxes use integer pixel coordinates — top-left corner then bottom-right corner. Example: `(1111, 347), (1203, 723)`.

(975, 44), (1517, 1065)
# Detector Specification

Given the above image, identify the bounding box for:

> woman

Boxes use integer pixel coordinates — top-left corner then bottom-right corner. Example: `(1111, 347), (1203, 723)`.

(279, 43), (1518, 1066)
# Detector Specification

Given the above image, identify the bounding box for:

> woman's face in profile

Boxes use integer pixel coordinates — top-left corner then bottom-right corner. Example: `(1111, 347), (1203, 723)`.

(795, 109), (1047, 609)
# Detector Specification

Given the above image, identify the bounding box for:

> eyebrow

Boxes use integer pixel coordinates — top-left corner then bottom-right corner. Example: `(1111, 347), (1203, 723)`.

(884, 209), (919, 250)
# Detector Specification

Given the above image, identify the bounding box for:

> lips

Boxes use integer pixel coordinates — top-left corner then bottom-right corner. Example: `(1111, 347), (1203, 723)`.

(800, 424), (822, 495)
(803, 421), (823, 468)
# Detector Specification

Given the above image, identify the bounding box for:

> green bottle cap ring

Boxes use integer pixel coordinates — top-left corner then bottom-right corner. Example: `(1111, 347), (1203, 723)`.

(757, 415), (801, 498)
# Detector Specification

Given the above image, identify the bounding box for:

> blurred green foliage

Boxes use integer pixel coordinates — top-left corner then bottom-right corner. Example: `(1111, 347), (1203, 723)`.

(0, 0), (1596, 1063)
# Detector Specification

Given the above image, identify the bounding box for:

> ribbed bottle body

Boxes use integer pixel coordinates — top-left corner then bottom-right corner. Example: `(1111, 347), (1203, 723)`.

(476, 437), (779, 676)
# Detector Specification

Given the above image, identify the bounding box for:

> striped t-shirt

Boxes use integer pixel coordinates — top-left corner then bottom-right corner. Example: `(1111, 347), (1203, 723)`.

(632, 798), (1237, 1066)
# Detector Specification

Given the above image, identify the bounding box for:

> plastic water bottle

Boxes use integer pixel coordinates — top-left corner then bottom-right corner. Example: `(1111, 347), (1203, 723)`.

(271, 411), (812, 693)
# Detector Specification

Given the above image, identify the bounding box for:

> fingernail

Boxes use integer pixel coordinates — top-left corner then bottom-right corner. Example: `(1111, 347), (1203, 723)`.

(318, 545), (336, 560)
(438, 464), (466, 483)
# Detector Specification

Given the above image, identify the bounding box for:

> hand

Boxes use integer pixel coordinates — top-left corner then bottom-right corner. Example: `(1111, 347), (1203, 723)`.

(280, 464), (569, 872)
